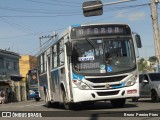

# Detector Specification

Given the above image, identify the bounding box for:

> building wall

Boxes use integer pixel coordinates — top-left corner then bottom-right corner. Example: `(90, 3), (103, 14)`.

(0, 53), (37, 102)
(19, 55), (37, 101)
(0, 49), (21, 102)
(0, 52), (20, 76)
(19, 55), (37, 78)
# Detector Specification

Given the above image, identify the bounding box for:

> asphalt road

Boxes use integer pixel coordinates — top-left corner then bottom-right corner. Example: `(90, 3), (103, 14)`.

(0, 98), (160, 120)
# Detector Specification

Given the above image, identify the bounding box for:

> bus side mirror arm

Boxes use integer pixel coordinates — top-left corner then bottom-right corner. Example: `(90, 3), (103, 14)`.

(65, 41), (73, 56)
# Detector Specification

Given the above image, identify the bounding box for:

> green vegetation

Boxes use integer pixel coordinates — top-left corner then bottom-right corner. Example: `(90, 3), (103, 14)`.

(138, 56), (158, 73)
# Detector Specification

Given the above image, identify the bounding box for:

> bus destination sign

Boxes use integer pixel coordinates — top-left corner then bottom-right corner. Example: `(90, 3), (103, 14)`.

(70, 25), (131, 39)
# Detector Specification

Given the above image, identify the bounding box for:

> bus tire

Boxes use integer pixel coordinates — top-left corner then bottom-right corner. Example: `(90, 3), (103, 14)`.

(45, 94), (51, 108)
(52, 102), (59, 108)
(62, 90), (73, 110)
(45, 101), (51, 108)
(110, 98), (126, 108)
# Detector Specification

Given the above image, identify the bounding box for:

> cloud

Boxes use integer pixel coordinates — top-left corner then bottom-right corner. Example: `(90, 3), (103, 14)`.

(116, 11), (146, 21)
(128, 12), (146, 21)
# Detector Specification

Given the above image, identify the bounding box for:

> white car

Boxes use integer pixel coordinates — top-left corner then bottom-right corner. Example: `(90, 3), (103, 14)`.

(132, 73), (160, 102)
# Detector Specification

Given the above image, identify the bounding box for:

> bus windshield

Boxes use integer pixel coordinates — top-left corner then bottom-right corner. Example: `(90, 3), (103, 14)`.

(28, 69), (38, 89)
(71, 37), (136, 74)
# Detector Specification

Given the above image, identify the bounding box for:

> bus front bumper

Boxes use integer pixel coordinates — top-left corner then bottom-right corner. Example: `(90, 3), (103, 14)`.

(72, 83), (139, 102)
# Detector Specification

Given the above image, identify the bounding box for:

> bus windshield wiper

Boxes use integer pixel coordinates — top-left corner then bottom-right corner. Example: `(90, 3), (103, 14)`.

(86, 38), (97, 50)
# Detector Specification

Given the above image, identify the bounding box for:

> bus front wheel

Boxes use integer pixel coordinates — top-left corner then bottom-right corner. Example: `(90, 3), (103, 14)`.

(62, 90), (73, 110)
(45, 94), (51, 108)
(110, 98), (126, 108)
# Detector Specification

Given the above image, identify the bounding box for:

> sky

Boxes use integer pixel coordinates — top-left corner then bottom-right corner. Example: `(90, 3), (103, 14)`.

(0, 0), (160, 59)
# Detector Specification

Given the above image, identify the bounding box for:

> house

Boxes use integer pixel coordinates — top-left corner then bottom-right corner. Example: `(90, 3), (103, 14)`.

(0, 49), (22, 102)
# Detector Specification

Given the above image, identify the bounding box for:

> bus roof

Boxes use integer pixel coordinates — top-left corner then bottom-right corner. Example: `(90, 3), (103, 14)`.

(71, 23), (130, 28)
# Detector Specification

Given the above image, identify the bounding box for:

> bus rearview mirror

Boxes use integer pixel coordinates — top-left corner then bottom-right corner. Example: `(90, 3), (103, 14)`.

(135, 34), (142, 48)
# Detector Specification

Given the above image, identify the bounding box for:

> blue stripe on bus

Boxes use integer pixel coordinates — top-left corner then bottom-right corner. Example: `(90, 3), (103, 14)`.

(72, 72), (84, 81)
(53, 69), (59, 85)
(71, 24), (81, 28)
(111, 83), (125, 89)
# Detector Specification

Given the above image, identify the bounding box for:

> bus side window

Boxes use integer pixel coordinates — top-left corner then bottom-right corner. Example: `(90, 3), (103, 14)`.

(54, 45), (57, 68)
(59, 40), (65, 66)
(52, 46), (55, 69)
(57, 42), (60, 67)
(40, 54), (45, 73)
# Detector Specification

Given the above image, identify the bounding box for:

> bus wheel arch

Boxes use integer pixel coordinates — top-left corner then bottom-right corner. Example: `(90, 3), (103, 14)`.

(60, 83), (73, 110)
(60, 83), (65, 93)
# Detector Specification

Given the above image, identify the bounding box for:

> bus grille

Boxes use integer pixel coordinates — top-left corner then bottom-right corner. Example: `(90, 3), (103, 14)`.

(92, 84), (122, 90)
(97, 90), (120, 96)
(86, 75), (127, 83)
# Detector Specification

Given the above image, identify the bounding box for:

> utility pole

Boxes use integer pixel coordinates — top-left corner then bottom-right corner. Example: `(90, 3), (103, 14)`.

(150, 0), (160, 69)
(39, 32), (57, 50)
(39, 35), (52, 50)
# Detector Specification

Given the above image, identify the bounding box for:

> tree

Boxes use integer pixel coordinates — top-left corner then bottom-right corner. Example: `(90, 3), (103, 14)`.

(148, 56), (158, 62)
(138, 59), (148, 73)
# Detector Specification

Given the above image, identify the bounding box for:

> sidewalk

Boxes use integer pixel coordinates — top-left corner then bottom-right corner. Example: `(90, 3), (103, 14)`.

(0, 100), (42, 107)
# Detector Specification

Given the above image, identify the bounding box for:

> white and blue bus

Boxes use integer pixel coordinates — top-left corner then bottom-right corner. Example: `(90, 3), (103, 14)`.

(37, 23), (142, 109)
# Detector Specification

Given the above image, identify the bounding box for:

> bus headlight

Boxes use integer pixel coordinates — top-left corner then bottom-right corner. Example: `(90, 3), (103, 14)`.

(124, 74), (138, 87)
(73, 80), (90, 90)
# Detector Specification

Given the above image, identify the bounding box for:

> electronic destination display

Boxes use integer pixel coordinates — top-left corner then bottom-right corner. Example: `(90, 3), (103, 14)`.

(70, 25), (131, 39)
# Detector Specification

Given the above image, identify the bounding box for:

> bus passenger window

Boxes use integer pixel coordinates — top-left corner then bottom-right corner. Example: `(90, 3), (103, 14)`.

(59, 40), (65, 66)
(54, 45), (57, 68)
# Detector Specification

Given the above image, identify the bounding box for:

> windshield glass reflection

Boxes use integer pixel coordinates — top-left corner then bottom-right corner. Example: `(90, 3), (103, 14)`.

(71, 37), (136, 74)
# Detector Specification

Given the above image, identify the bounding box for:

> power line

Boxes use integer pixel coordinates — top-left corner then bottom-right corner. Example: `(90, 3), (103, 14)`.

(0, 3), (149, 15)
(25, 0), (79, 7)
(0, 3), (149, 40)
(0, 13), (82, 18)
(0, 3), (149, 18)
(0, 6), (81, 14)
(0, 27), (65, 40)
(0, 17), (36, 34)
(26, 37), (53, 56)
(49, 0), (81, 5)
(104, 3), (150, 10)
